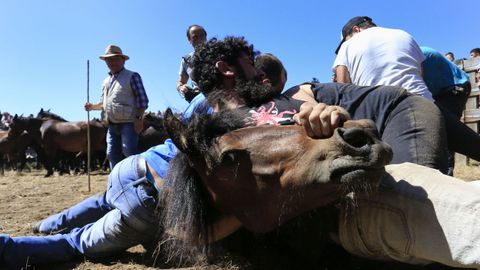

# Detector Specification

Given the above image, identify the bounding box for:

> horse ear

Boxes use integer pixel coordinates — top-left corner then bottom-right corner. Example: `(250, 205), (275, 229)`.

(164, 108), (188, 152)
(40, 108), (44, 113)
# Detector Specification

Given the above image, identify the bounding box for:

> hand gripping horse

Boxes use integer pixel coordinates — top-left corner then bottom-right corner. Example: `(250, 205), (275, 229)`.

(159, 108), (393, 260)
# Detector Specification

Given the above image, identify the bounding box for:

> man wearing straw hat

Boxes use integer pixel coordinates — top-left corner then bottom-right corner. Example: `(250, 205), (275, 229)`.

(85, 45), (149, 169)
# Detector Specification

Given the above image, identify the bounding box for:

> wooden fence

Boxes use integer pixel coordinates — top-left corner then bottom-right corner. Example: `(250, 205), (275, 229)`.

(457, 57), (480, 165)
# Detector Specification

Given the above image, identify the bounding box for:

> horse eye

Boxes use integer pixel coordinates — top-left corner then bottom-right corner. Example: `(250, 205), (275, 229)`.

(221, 151), (237, 165)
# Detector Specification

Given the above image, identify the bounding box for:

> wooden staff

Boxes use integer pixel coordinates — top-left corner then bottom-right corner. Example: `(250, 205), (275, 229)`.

(86, 60), (91, 192)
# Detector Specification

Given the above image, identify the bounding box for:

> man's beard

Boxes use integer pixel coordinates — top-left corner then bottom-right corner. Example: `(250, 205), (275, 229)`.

(206, 67), (280, 110)
(234, 76), (278, 107)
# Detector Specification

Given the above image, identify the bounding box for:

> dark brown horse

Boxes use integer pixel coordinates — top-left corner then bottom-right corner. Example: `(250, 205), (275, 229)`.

(0, 129), (37, 175)
(37, 108), (68, 121)
(0, 130), (10, 175)
(138, 112), (169, 152)
(9, 114), (107, 176)
(160, 109), (393, 258)
(36, 108), (108, 174)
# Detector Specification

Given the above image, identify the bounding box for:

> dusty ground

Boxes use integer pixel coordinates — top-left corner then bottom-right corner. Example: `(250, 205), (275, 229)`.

(1, 164), (479, 270)
(0, 169), (167, 270)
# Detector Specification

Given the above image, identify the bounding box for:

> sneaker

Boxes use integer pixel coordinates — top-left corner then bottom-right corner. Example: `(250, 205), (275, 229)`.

(32, 221), (42, 234)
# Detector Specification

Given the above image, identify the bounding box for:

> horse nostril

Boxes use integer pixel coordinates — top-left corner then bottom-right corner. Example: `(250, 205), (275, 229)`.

(340, 127), (374, 148)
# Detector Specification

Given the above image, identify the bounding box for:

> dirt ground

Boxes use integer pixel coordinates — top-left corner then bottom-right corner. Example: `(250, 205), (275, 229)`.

(1, 164), (480, 270)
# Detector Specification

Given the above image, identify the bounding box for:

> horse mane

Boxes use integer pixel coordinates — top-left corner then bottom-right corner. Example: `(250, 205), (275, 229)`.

(159, 110), (248, 263)
(37, 108), (68, 122)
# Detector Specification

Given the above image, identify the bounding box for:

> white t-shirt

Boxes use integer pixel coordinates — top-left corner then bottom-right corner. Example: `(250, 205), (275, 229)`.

(333, 27), (433, 101)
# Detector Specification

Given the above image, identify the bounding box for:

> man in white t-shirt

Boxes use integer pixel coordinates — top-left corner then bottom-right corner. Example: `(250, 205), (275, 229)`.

(332, 16), (433, 101)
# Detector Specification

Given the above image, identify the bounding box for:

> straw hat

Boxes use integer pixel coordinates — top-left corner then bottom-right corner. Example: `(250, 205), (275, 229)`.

(99, 45), (129, 60)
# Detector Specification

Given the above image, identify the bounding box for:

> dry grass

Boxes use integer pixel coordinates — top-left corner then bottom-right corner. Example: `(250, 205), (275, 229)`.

(454, 163), (480, 181)
(1, 164), (480, 269)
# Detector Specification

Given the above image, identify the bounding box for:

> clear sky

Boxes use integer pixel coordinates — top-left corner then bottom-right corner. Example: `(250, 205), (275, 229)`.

(1, 0), (477, 121)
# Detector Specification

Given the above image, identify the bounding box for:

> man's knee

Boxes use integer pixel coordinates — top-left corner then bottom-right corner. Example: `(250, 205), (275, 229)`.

(121, 143), (138, 157)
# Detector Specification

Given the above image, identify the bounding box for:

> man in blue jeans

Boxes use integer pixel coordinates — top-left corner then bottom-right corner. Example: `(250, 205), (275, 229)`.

(85, 45), (149, 169)
(0, 37), (266, 269)
(0, 93), (209, 269)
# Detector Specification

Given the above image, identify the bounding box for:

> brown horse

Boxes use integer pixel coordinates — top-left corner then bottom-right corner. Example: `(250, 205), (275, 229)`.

(138, 112), (169, 152)
(0, 130), (10, 175)
(9, 115), (107, 176)
(160, 109), (393, 257)
(36, 108), (108, 174)
(37, 108), (68, 121)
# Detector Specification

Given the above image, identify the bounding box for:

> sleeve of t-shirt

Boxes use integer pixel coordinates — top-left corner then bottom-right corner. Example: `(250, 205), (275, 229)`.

(312, 83), (341, 105)
(178, 57), (188, 77)
(332, 46), (349, 72)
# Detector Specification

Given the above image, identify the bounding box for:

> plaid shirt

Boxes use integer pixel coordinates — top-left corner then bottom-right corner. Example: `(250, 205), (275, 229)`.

(130, 72), (149, 109)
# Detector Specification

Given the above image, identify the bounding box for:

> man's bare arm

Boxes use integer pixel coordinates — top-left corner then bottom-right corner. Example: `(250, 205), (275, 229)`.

(176, 73), (190, 95)
(84, 101), (102, 111)
(334, 65), (352, 84)
(284, 84), (316, 103)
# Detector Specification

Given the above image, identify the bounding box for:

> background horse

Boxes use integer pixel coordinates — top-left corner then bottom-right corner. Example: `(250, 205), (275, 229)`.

(0, 130), (10, 175)
(37, 108), (68, 121)
(138, 112), (169, 152)
(37, 108), (108, 173)
(0, 129), (37, 175)
(9, 114), (107, 176)
(160, 109), (392, 262)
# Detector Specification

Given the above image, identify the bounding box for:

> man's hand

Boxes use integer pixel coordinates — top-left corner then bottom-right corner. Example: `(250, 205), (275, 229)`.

(84, 102), (101, 111)
(178, 84), (192, 96)
(293, 102), (351, 138)
(134, 118), (144, 134)
(84, 102), (94, 111)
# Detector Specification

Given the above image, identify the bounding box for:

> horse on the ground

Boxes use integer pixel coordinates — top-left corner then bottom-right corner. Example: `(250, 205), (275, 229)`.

(160, 108), (393, 260)
(9, 114), (107, 176)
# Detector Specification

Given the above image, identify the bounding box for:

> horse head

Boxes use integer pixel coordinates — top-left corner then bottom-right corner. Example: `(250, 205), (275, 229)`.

(161, 108), (392, 249)
(8, 115), (43, 139)
(37, 108), (67, 122)
(8, 114), (26, 137)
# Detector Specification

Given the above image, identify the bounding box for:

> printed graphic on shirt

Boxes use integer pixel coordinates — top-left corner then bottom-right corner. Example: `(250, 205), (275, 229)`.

(243, 101), (297, 126)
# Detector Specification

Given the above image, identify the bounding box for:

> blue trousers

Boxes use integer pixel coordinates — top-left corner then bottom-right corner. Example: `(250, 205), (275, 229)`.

(0, 155), (160, 269)
(106, 122), (139, 169)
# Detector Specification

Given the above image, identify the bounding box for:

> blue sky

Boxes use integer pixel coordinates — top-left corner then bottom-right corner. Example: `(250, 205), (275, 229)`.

(0, 0), (477, 121)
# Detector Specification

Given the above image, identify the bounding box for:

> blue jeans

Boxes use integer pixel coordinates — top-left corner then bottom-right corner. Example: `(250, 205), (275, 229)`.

(107, 122), (139, 169)
(0, 155), (160, 269)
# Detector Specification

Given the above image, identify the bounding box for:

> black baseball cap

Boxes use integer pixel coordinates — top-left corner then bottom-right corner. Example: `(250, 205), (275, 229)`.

(335, 16), (375, 54)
